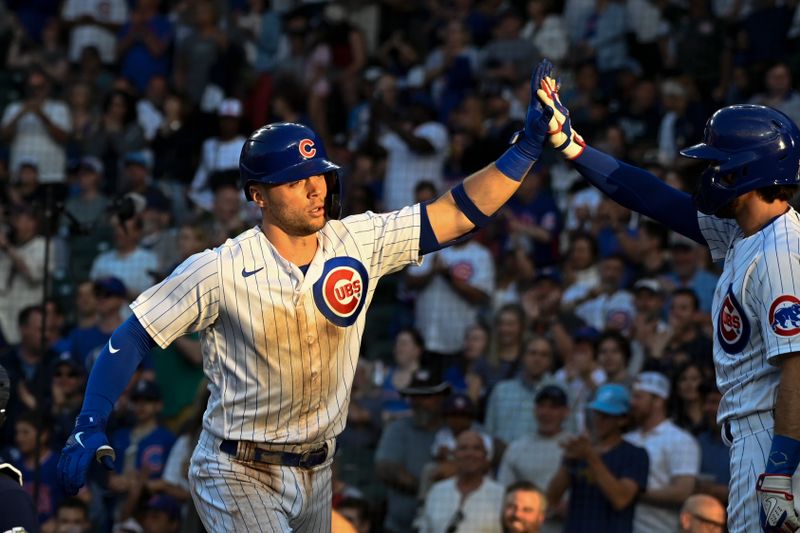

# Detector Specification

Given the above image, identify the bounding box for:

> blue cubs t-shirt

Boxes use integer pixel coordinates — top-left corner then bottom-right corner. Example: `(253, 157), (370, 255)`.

(111, 426), (175, 478)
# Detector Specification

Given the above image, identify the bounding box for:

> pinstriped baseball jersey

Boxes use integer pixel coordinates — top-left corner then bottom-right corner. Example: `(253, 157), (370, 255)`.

(698, 208), (800, 423)
(130, 204), (421, 444)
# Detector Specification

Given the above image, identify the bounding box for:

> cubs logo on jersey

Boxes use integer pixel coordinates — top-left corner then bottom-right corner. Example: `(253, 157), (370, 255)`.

(768, 295), (800, 337)
(718, 284), (750, 354)
(313, 257), (369, 327)
(450, 261), (474, 282)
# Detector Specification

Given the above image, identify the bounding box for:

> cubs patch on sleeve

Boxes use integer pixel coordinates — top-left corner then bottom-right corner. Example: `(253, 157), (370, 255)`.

(768, 295), (800, 337)
(754, 245), (800, 362)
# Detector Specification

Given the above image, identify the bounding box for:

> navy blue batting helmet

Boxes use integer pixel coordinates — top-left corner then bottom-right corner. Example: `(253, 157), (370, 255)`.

(239, 122), (342, 218)
(681, 104), (800, 215)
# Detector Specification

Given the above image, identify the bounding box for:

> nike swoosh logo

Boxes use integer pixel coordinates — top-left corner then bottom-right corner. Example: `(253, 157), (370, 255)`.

(75, 432), (85, 448)
(765, 497), (778, 523)
(242, 267), (264, 278)
(108, 341), (120, 354)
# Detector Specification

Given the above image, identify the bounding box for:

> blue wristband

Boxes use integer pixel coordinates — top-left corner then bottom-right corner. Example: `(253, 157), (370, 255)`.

(495, 131), (538, 182)
(766, 434), (800, 475)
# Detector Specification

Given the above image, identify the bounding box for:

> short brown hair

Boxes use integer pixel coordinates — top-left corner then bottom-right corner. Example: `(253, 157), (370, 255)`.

(757, 185), (799, 203)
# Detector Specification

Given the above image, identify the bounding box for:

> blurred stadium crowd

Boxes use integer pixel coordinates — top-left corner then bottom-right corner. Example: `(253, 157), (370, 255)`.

(0, 0), (798, 530)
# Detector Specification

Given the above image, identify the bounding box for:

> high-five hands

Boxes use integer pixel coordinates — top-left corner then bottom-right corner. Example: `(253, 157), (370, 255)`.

(535, 59), (586, 160)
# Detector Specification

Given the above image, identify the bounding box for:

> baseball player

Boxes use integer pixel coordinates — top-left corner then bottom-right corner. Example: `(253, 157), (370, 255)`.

(55, 62), (555, 531)
(533, 59), (800, 533)
(0, 364), (39, 533)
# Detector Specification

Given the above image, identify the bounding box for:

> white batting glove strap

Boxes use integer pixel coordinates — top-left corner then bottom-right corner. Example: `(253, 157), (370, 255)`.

(535, 75), (585, 160)
(757, 473), (800, 532)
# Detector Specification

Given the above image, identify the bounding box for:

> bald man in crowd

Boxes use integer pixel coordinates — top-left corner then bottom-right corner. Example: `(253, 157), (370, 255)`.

(678, 494), (725, 533)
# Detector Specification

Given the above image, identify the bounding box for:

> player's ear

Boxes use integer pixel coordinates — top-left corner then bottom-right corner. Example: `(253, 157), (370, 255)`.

(249, 184), (268, 207)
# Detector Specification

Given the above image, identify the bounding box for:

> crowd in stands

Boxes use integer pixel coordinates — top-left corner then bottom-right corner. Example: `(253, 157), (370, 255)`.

(0, 0), (798, 530)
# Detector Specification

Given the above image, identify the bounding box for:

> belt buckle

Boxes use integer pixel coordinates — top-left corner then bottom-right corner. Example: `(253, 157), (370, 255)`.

(298, 449), (315, 468)
(299, 444), (327, 468)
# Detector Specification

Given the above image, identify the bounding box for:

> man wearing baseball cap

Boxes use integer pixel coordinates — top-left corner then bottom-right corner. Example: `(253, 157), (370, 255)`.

(625, 372), (700, 533)
(546, 384), (649, 533)
(498, 384), (570, 491)
(376, 368), (450, 533)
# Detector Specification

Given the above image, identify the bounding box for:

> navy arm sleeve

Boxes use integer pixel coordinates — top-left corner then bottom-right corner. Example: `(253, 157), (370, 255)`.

(419, 201), (481, 255)
(572, 146), (706, 245)
(82, 315), (157, 421)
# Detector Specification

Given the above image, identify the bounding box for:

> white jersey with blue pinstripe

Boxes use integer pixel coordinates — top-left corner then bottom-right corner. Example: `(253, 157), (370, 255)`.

(698, 208), (800, 423)
(130, 205), (421, 445)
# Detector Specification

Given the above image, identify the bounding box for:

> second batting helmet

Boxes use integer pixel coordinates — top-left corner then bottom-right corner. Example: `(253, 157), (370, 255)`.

(681, 104), (800, 215)
(239, 122), (342, 219)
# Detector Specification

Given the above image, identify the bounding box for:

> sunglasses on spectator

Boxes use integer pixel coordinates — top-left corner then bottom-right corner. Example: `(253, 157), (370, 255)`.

(55, 370), (79, 378)
(689, 512), (725, 531)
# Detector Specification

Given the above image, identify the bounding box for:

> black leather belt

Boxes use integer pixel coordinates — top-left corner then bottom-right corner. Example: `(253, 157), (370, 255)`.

(220, 440), (330, 468)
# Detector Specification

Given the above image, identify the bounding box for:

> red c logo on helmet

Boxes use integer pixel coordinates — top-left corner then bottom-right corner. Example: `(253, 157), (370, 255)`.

(298, 139), (317, 158)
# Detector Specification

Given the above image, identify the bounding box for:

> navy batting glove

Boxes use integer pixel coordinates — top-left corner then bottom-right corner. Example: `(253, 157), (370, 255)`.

(495, 59), (554, 181)
(535, 60), (586, 160)
(57, 412), (115, 496)
(516, 59), (555, 160)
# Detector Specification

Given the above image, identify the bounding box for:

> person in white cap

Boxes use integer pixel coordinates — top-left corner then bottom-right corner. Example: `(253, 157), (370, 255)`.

(624, 371), (700, 533)
(189, 98), (246, 211)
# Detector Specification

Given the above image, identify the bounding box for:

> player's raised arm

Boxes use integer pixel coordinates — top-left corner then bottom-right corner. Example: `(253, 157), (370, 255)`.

(531, 60), (706, 245)
(420, 61), (553, 249)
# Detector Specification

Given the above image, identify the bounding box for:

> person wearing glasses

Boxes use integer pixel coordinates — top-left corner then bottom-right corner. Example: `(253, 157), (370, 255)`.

(419, 430), (504, 533)
(678, 494), (725, 533)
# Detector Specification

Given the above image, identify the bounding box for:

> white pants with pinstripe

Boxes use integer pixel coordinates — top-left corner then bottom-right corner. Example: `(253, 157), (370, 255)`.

(723, 411), (776, 533)
(189, 430), (333, 532)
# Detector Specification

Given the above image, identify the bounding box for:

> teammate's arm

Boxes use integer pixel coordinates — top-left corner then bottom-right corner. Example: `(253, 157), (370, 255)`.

(773, 354), (800, 446)
(419, 61), (554, 249)
(533, 62), (706, 246)
(757, 353), (800, 531)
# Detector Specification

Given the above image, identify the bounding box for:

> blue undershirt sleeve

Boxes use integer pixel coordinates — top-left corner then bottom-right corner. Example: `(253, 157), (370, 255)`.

(572, 146), (707, 245)
(81, 315), (157, 423)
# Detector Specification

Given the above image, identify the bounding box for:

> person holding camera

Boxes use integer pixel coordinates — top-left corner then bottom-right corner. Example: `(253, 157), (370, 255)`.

(0, 206), (50, 345)
(0, 68), (70, 183)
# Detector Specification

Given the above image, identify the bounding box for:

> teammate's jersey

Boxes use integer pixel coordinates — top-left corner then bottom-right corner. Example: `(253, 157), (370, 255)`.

(699, 208), (800, 422)
(131, 205), (421, 444)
